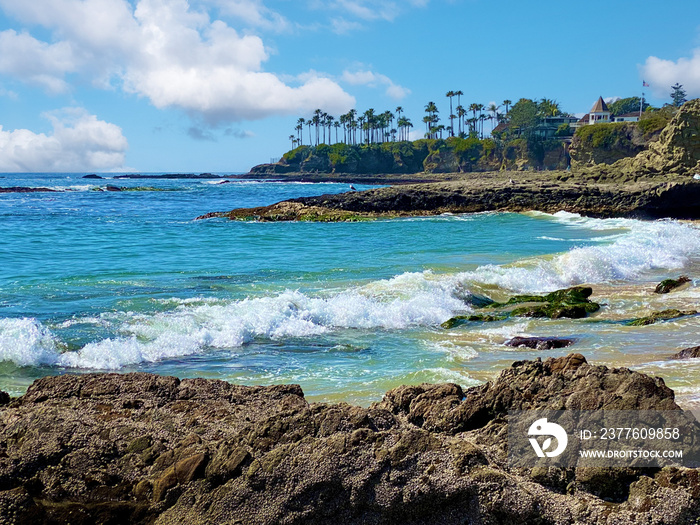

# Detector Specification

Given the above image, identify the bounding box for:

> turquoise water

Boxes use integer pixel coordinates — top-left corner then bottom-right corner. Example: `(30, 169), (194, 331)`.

(2, 173), (700, 405)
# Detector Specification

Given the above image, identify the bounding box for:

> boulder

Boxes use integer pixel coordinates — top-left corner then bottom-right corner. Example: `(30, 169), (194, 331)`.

(505, 336), (575, 349)
(655, 275), (691, 294)
(669, 345), (700, 359)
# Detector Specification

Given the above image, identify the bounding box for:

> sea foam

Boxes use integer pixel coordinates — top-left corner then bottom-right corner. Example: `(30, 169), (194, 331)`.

(2, 216), (698, 370)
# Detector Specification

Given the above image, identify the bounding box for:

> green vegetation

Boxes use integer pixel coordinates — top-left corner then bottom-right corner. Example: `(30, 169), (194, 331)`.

(575, 122), (631, 149)
(671, 83), (687, 107)
(638, 105), (676, 138)
(608, 96), (649, 116)
(281, 84), (689, 174)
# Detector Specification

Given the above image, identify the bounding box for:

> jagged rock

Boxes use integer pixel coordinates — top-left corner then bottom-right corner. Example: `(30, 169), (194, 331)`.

(0, 358), (697, 524)
(0, 390), (9, 405)
(627, 308), (698, 326)
(655, 275), (691, 294)
(669, 345), (700, 359)
(505, 336), (574, 349)
(579, 99), (700, 179)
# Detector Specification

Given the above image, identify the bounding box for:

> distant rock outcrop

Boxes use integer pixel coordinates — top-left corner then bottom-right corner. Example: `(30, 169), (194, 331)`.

(577, 99), (700, 179)
(0, 356), (698, 524)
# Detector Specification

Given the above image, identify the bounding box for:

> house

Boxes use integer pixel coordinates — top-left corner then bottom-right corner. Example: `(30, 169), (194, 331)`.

(492, 115), (578, 138)
(575, 97), (612, 128)
(613, 111), (641, 122)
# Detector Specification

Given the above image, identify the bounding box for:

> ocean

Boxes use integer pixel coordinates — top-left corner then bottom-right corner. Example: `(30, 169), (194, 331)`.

(1, 173), (699, 407)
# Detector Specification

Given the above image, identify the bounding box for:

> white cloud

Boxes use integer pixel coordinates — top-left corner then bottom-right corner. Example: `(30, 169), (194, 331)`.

(0, 30), (78, 93)
(641, 50), (700, 99)
(313, 0), (430, 33)
(0, 0), (355, 122)
(0, 108), (128, 172)
(341, 69), (410, 100)
(201, 0), (290, 32)
(330, 17), (364, 34)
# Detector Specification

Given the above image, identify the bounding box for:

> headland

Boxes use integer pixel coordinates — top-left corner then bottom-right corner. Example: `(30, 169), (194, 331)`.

(201, 99), (700, 221)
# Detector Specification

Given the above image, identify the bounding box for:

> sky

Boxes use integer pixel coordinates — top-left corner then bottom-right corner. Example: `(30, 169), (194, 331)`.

(1, 0), (700, 173)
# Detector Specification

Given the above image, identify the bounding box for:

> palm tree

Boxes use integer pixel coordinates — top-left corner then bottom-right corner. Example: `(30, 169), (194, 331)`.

(456, 105), (465, 137)
(289, 135), (295, 149)
(446, 91), (455, 136)
(487, 103), (500, 135)
(539, 98), (560, 117)
(403, 117), (413, 141)
(503, 99), (512, 115)
(422, 115), (432, 137)
(334, 121), (341, 143)
(478, 113), (487, 139)
(326, 114), (334, 144)
(296, 117), (305, 145)
(424, 102), (439, 139)
(382, 110), (394, 142)
(363, 109), (375, 144)
(313, 109), (322, 145)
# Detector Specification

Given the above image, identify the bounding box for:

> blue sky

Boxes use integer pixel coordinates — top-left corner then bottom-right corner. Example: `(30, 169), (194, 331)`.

(1, 0), (700, 173)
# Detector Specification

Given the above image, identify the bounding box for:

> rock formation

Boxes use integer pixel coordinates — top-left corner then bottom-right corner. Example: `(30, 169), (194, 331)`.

(0, 355), (698, 524)
(578, 99), (700, 179)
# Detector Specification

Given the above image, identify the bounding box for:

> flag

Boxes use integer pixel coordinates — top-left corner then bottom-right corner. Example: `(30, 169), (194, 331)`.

(643, 80), (650, 87)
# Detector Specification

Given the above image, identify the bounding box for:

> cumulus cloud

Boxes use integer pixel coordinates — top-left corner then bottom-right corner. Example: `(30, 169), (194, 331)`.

(341, 69), (410, 100)
(0, 0), (355, 123)
(0, 108), (128, 172)
(641, 50), (700, 99)
(0, 30), (78, 93)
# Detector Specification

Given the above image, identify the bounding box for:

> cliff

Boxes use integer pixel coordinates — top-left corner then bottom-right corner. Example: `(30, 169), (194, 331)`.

(569, 122), (646, 168)
(249, 137), (567, 177)
(1, 355), (698, 524)
(577, 99), (700, 180)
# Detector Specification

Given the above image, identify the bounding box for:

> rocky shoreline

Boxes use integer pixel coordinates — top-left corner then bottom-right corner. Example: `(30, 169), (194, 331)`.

(200, 99), (700, 222)
(197, 172), (700, 221)
(1, 354), (699, 524)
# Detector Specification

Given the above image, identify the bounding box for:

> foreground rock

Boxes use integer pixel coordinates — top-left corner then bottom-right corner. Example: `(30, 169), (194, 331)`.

(199, 171), (700, 221)
(1, 355), (698, 524)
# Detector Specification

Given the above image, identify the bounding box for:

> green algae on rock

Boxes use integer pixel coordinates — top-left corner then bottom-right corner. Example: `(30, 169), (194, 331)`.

(627, 308), (698, 326)
(654, 275), (691, 294)
(442, 286), (600, 328)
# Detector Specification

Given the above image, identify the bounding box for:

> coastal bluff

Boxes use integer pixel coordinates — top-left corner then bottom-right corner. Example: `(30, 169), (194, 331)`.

(204, 100), (700, 222)
(1, 355), (699, 524)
